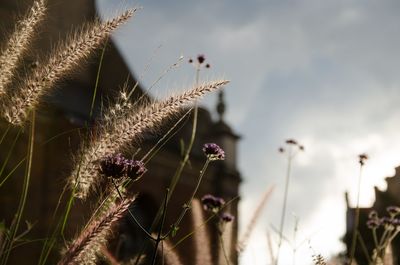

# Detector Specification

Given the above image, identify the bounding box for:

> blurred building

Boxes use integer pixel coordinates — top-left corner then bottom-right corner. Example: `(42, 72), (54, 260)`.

(344, 166), (400, 265)
(0, 0), (241, 264)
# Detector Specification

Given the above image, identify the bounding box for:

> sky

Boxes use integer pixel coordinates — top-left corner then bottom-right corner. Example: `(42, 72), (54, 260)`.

(97, 0), (400, 264)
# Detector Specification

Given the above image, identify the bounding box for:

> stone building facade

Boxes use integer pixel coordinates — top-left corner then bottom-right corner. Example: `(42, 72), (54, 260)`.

(344, 167), (400, 264)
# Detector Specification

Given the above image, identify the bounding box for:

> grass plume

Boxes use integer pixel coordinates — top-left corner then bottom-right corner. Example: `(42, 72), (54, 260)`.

(237, 185), (274, 252)
(192, 199), (212, 265)
(71, 80), (229, 199)
(57, 196), (135, 265)
(0, 0), (46, 95)
(2, 9), (136, 125)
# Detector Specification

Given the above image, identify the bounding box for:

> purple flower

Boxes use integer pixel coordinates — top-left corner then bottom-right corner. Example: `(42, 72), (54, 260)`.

(220, 212), (235, 223)
(197, 54), (205, 64)
(99, 153), (126, 179)
(126, 160), (147, 180)
(367, 219), (381, 229)
(387, 206), (400, 216)
(381, 216), (392, 227)
(368, 210), (378, 220)
(202, 143), (225, 161)
(201, 194), (225, 212)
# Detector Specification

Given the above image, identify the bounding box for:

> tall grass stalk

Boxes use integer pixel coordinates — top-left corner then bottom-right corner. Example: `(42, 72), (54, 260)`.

(349, 154), (368, 265)
(276, 152), (293, 265)
(275, 140), (303, 265)
(237, 185), (274, 252)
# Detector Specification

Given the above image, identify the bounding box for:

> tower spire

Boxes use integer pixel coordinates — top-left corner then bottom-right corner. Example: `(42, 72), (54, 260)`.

(216, 90), (226, 122)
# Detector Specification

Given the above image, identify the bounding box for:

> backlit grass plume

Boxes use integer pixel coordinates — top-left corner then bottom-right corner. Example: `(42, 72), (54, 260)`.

(0, 0), (46, 96)
(192, 199), (212, 265)
(58, 196), (135, 265)
(158, 240), (183, 265)
(71, 80), (229, 199)
(2, 8), (136, 125)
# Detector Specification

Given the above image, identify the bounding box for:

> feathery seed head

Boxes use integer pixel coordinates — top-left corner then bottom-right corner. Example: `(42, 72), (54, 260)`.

(2, 8), (136, 125)
(0, 0), (46, 95)
(58, 196), (135, 265)
(72, 80), (228, 200)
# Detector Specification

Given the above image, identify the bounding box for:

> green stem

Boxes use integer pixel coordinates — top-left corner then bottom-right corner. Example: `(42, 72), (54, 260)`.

(1, 111), (35, 265)
(89, 38), (108, 119)
(168, 159), (210, 236)
(349, 165), (363, 265)
(111, 178), (155, 241)
(276, 149), (293, 265)
(150, 189), (169, 265)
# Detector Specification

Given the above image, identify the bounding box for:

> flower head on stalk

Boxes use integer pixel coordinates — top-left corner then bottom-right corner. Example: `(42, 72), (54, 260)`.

(387, 206), (400, 217)
(358, 153), (368, 166)
(201, 194), (225, 213)
(202, 143), (225, 161)
(99, 153), (126, 179)
(220, 212), (235, 223)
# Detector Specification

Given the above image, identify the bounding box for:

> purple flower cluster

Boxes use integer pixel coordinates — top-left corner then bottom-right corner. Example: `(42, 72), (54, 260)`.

(201, 194), (235, 223)
(202, 143), (225, 161)
(201, 194), (225, 212)
(366, 207), (400, 229)
(99, 153), (146, 180)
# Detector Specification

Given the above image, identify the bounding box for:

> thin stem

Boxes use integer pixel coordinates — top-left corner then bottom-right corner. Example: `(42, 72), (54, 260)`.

(89, 38), (108, 119)
(1, 111), (35, 265)
(292, 216), (299, 265)
(133, 58), (202, 265)
(168, 159), (210, 236)
(276, 149), (293, 265)
(218, 232), (231, 265)
(0, 124), (10, 146)
(150, 189), (169, 265)
(170, 196), (239, 249)
(356, 231), (372, 264)
(0, 128), (22, 187)
(111, 178), (155, 241)
(349, 165), (363, 265)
